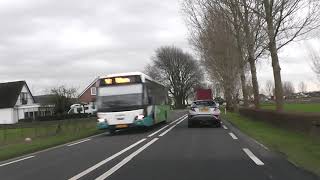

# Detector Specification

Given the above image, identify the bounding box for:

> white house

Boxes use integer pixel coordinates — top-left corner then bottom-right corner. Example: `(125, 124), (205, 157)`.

(0, 81), (40, 124)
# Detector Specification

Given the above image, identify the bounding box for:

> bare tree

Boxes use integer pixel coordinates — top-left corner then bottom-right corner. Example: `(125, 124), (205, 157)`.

(298, 81), (307, 92)
(250, 0), (320, 111)
(308, 47), (320, 81)
(226, 0), (267, 109)
(145, 46), (203, 109)
(265, 80), (274, 96)
(184, 3), (242, 110)
(50, 86), (77, 115)
(283, 81), (295, 96)
(182, 0), (268, 109)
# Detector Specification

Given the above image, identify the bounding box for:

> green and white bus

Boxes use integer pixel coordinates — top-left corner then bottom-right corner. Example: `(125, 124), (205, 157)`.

(96, 72), (170, 134)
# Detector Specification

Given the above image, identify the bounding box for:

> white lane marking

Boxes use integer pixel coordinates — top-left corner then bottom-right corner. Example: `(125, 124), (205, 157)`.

(95, 138), (159, 180)
(148, 125), (169, 137)
(229, 132), (238, 140)
(159, 124), (177, 137)
(158, 116), (186, 137)
(176, 117), (186, 124)
(169, 114), (187, 125)
(148, 115), (187, 137)
(68, 138), (146, 180)
(223, 125), (228, 129)
(243, 148), (265, 166)
(0, 156), (35, 167)
(67, 139), (91, 147)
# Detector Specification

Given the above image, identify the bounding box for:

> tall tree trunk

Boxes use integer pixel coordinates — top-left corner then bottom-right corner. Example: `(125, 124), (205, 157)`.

(175, 94), (184, 109)
(241, 1), (260, 109)
(270, 42), (284, 111)
(264, 0), (284, 111)
(248, 57), (260, 109)
(235, 31), (249, 107)
(224, 86), (234, 111)
(240, 66), (249, 107)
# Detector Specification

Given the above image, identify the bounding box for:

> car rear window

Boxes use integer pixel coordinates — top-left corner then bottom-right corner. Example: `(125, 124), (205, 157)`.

(192, 101), (217, 107)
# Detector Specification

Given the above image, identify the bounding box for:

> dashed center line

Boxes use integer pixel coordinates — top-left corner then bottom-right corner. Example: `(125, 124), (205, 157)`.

(229, 132), (238, 140)
(95, 138), (159, 180)
(223, 125), (228, 129)
(243, 148), (265, 166)
(67, 139), (91, 147)
(0, 156), (35, 167)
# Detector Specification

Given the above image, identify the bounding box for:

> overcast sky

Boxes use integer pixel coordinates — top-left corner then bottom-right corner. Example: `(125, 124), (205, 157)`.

(0, 0), (319, 95)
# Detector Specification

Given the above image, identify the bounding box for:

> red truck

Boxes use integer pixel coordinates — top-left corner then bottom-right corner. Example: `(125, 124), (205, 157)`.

(195, 88), (213, 100)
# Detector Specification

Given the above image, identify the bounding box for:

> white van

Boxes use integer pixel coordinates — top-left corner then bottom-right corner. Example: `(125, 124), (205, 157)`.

(68, 103), (97, 115)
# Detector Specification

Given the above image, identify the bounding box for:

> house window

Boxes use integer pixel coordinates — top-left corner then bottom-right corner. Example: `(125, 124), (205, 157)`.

(21, 92), (28, 104)
(90, 87), (97, 95)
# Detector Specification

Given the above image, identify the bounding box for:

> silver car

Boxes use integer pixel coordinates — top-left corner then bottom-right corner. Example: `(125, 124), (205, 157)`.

(188, 100), (221, 128)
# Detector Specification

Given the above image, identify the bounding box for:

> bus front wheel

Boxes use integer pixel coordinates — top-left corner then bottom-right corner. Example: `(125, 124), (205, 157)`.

(108, 128), (116, 135)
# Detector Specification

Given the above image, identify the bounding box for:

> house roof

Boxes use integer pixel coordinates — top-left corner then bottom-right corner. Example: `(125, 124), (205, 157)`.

(78, 77), (99, 98)
(0, 81), (26, 108)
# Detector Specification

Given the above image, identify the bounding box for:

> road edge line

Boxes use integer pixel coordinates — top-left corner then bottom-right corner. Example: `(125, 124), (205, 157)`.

(0, 156), (35, 167)
(243, 148), (265, 166)
(67, 139), (91, 147)
(229, 132), (238, 140)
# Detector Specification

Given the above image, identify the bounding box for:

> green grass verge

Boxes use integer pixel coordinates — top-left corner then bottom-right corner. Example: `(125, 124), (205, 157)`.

(261, 103), (320, 113)
(222, 112), (320, 176)
(0, 119), (103, 161)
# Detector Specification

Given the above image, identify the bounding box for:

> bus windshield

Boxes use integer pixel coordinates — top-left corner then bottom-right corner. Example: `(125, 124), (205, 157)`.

(97, 84), (143, 112)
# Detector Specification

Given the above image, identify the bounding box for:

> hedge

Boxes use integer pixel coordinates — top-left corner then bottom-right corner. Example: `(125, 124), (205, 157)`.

(19, 113), (95, 122)
(239, 108), (320, 137)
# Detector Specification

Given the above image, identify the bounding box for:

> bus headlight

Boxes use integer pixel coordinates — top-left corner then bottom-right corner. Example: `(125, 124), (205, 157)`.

(97, 118), (106, 123)
(135, 114), (144, 121)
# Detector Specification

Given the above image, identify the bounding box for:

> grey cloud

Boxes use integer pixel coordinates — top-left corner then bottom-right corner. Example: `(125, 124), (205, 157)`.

(0, 0), (188, 95)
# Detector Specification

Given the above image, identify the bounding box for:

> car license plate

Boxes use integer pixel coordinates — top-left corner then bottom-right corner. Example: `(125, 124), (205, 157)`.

(200, 107), (209, 112)
(116, 124), (128, 128)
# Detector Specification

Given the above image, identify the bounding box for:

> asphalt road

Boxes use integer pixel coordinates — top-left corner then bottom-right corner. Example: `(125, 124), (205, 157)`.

(0, 110), (318, 180)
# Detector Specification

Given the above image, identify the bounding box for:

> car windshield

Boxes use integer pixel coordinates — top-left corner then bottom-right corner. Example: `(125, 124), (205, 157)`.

(192, 101), (217, 107)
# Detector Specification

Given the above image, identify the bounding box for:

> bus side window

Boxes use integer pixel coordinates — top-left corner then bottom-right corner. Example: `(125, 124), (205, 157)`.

(143, 86), (149, 105)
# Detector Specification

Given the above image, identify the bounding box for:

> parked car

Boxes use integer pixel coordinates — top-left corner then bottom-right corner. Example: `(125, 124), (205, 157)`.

(188, 100), (221, 128)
